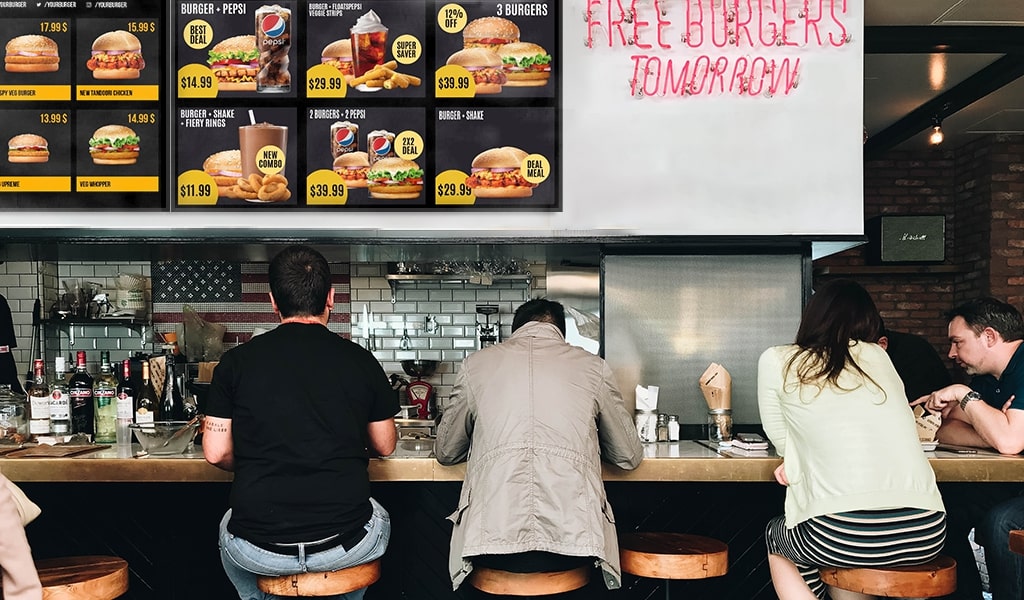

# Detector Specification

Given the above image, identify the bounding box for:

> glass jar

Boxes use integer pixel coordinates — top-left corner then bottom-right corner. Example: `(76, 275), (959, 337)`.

(707, 408), (733, 444)
(635, 409), (658, 443)
(0, 383), (29, 444)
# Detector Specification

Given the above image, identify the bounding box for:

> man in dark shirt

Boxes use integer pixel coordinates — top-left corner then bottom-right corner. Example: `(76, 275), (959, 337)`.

(878, 327), (952, 402)
(204, 245), (398, 600)
(0, 293), (24, 395)
(914, 297), (1024, 600)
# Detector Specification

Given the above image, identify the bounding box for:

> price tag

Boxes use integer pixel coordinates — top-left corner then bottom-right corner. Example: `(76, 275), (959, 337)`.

(183, 19), (213, 49)
(128, 21), (157, 34)
(177, 170), (217, 205)
(435, 64), (475, 98)
(435, 169), (475, 205)
(437, 3), (469, 33)
(395, 130), (423, 160)
(306, 64), (347, 98)
(521, 154), (551, 184)
(177, 64), (217, 98)
(391, 34), (422, 65)
(306, 169), (348, 205)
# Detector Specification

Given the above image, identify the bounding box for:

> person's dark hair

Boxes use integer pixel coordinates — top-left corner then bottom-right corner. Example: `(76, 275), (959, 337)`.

(946, 297), (1024, 342)
(268, 245), (332, 318)
(512, 298), (566, 336)
(787, 279), (885, 390)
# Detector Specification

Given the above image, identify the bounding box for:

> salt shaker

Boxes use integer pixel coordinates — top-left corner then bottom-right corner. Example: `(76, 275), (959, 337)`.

(667, 415), (680, 441)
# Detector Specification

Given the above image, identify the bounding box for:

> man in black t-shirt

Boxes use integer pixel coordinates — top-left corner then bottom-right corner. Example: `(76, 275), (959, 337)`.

(204, 245), (398, 600)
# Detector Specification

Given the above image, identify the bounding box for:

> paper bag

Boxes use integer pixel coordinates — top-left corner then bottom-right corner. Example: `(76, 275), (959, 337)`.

(699, 363), (732, 410)
(914, 405), (941, 442)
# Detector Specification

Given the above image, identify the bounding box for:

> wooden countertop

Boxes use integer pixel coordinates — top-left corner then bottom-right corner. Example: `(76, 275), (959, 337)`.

(2, 441), (1022, 483)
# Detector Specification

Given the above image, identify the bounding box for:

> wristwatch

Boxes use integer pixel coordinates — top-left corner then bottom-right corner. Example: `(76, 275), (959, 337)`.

(959, 390), (982, 412)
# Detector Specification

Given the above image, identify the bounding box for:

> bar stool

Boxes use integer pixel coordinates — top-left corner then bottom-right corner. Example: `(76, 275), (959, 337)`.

(1010, 530), (1024, 556)
(256, 559), (381, 597)
(818, 556), (956, 598)
(35, 555), (129, 600)
(469, 566), (590, 596)
(619, 532), (728, 599)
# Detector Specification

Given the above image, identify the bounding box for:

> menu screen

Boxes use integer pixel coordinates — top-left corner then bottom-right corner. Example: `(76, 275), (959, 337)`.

(173, 0), (560, 211)
(0, 0), (165, 211)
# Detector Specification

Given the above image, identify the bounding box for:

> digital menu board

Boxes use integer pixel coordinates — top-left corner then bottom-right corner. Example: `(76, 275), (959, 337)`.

(173, 0), (560, 211)
(0, 0), (165, 211)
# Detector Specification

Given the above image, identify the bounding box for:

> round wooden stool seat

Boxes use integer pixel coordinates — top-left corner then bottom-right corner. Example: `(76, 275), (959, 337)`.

(818, 555), (957, 598)
(469, 566), (590, 596)
(256, 559), (381, 597)
(1010, 530), (1024, 556)
(35, 555), (128, 600)
(619, 532), (728, 579)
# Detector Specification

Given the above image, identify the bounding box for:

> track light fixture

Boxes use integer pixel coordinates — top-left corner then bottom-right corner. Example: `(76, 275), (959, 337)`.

(929, 117), (944, 145)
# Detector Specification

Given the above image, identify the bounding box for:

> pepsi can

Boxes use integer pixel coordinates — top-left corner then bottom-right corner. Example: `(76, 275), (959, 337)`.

(256, 4), (291, 93)
(366, 129), (396, 166)
(330, 121), (359, 157)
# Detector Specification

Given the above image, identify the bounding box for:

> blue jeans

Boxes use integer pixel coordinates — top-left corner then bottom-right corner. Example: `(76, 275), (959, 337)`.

(218, 497), (391, 600)
(978, 494), (1024, 600)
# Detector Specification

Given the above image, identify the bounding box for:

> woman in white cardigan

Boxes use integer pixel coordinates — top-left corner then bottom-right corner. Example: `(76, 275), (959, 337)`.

(0, 474), (41, 600)
(758, 279), (946, 600)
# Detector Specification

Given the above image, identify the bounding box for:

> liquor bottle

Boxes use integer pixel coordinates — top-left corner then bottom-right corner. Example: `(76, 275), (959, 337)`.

(27, 359), (51, 437)
(135, 359), (157, 425)
(160, 354), (186, 421)
(115, 359), (135, 445)
(92, 351), (118, 443)
(49, 356), (71, 436)
(69, 350), (94, 436)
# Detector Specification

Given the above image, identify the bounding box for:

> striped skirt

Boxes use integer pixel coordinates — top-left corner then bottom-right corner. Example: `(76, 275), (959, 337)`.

(765, 508), (947, 599)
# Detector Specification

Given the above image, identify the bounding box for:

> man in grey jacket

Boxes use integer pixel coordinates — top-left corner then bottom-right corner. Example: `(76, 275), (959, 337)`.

(435, 298), (643, 593)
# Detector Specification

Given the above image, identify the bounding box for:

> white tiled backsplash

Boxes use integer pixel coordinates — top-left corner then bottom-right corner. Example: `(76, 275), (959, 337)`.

(1, 259), (545, 406)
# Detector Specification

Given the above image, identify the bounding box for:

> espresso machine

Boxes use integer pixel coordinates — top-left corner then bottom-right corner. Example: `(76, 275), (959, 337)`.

(476, 304), (500, 349)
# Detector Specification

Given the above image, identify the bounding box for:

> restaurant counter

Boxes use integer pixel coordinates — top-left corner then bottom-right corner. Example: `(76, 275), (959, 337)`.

(2, 440), (1022, 483)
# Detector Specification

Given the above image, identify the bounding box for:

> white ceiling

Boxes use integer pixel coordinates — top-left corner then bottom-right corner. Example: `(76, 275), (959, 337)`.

(865, 0), (1024, 152)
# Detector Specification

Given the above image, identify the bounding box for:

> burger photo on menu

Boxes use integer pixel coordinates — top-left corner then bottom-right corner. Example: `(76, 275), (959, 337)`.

(207, 35), (259, 91)
(462, 16), (520, 50)
(333, 151), (369, 188)
(87, 30), (145, 79)
(446, 48), (506, 94)
(88, 124), (139, 165)
(366, 157), (423, 199)
(4, 35), (59, 73)
(466, 146), (536, 198)
(7, 134), (49, 163)
(498, 42), (551, 87)
(203, 149), (243, 198)
(321, 39), (353, 77)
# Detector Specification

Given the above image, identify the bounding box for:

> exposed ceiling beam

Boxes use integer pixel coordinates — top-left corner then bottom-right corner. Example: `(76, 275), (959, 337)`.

(863, 54), (1024, 159)
(865, 26), (1024, 54)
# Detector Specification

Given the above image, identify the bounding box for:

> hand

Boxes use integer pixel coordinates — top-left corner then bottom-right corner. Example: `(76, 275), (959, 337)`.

(773, 463), (789, 487)
(1002, 395), (1016, 414)
(910, 384), (971, 417)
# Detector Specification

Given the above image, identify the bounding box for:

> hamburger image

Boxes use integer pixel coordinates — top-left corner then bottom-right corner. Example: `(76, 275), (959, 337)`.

(321, 39), (353, 77)
(207, 35), (259, 92)
(203, 150), (242, 197)
(333, 151), (369, 188)
(4, 35), (59, 73)
(498, 42), (551, 87)
(88, 124), (139, 165)
(446, 48), (506, 95)
(465, 146), (536, 198)
(462, 16), (520, 50)
(87, 30), (145, 79)
(367, 157), (423, 199)
(7, 133), (49, 163)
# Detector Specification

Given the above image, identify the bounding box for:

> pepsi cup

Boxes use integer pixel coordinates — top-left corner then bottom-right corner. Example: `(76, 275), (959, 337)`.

(330, 121), (359, 158)
(256, 5), (291, 93)
(366, 129), (396, 166)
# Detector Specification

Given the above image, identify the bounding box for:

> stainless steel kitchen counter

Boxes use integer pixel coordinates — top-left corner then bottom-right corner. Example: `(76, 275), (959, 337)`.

(2, 441), (1022, 483)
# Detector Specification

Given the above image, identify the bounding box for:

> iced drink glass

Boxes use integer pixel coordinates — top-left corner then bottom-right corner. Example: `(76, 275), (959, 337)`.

(239, 123), (288, 178)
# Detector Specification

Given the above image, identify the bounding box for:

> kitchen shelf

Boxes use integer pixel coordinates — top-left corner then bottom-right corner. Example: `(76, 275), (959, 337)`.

(814, 265), (969, 276)
(43, 317), (147, 326)
(384, 272), (533, 302)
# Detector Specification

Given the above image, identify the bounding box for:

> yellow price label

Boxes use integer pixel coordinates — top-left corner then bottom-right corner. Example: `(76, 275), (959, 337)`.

(435, 169), (475, 205)
(306, 169), (348, 205)
(521, 154), (551, 184)
(255, 145), (285, 175)
(306, 64), (347, 98)
(183, 19), (213, 49)
(395, 130), (424, 160)
(391, 34), (422, 65)
(177, 170), (217, 205)
(177, 64), (217, 98)
(435, 64), (475, 98)
(437, 3), (469, 33)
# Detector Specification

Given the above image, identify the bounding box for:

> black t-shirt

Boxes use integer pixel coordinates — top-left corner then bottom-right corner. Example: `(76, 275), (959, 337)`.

(206, 322), (398, 544)
(971, 342), (1024, 412)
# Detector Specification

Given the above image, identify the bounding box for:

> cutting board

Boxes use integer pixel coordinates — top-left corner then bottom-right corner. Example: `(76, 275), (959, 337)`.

(3, 445), (109, 458)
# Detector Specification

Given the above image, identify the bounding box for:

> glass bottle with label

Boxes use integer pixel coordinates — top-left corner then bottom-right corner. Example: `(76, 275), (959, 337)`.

(27, 358), (51, 437)
(160, 354), (186, 422)
(135, 359), (157, 425)
(49, 356), (71, 436)
(69, 351), (94, 436)
(92, 351), (118, 443)
(115, 359), (135, 446)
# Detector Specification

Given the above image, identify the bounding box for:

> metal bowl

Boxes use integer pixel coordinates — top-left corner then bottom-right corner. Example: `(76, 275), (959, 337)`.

(401, 359), (439, 378)
(129, 420), (200, 455)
